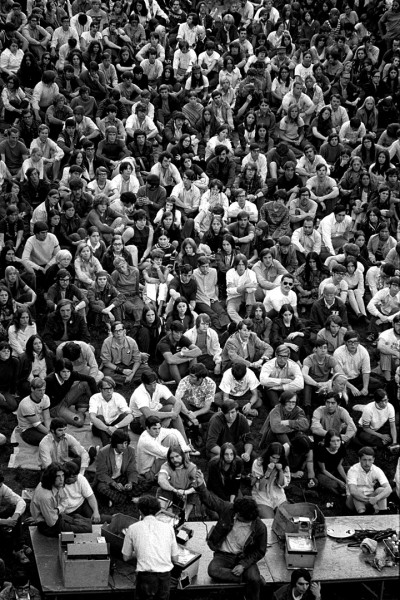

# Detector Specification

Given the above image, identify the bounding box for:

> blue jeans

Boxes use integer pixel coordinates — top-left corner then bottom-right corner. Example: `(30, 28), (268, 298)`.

(136, 571), (171, 600)
(208, 551), (262, 600)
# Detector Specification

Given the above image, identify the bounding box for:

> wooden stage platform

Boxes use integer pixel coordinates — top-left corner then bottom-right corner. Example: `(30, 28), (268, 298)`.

(30, 515), (399, 598)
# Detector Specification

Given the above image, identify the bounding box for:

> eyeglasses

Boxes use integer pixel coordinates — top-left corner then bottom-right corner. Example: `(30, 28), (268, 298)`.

(283, 282), (293, 287)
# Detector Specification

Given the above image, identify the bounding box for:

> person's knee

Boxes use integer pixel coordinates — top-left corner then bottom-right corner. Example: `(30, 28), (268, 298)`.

(208, 560), (220, 579)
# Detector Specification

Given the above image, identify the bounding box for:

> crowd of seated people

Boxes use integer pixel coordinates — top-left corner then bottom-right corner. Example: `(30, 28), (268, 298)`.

(0, 0), (400, 595)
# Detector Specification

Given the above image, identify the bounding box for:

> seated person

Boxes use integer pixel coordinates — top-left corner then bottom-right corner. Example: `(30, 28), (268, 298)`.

(31, 463), (92, 536)
(157, 446), (198, 521)
(42, 299), (90, 353)
(62, 461), (102, 523)
(206, 400), (254, 465)
(333, 330), (371, 401)
(226, 253), (258, 323)
(311, 393), (356, 445)
(184, 313), (222, 375)
(302, 339), (340, 414)
(0, 470), (27, 559)
(45, 359), (97, 428)
(259, 391), (309, 454)
(356, 389), (397, 449)
(263, 274), (298, 319)
(221, 318), (273, 372)
(175, 363), (216, 446)
(260, 344), (304, 409)
(56, 341), (104, 384)
(377, 315), (400, 383)
(194, 470), (267, 600)
(89, 377), (133, 447)
(315, 430), (347, 496)
(309, 284), (349, 333)
(273, 569), (321, 600)
(136, 416), (191, 481)
(207, 442), (243, 502)
(346, 446), (391, 514)
(0, 573), (42, 600)
(100, 321), (150, 385)
(39, 418), (89, 471)
(216, 362), (262, 423)
(156, 320), (201, 384)
(251, 442), (291, 519)
(16, 378), (50, 446)
(129, 370), (188, 443)
(95, 430), (150, 506)
(367, 276), (400, 342)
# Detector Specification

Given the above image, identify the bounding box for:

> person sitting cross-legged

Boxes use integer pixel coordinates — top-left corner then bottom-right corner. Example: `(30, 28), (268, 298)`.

(311, 393), (357, 445)
(94, 430), (151, 506)
(157, 446), (198, 521)
(89, 377), (133, 447)
(39, 417), (89, 472)
(194, 469), (268, 600)
(346, 446), (391, 514)
(355, 389), (397, 449)
(215, 362), (262, 425)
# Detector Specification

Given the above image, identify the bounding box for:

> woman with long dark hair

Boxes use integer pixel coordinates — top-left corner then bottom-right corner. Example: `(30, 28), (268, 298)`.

(360, 207), (384, 241)
(16, 52), (42, 95)
(8, 305), (37, 357)
(352, 134), (384, 169)
(270, 304), (305, 362)
(18, 334), (55, 397)
(165, 296), (195, 332)
(294, 252), (330, 310)
(249, 302), (272, 343)
(135, 304), (164, 360)
(202, 215), (227, 255)
(207, 442), (243, 502)
(251, 441), (290, 518)
(315, 428), (347, 494)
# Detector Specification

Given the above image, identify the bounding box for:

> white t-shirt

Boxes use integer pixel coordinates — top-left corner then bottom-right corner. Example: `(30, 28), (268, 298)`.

(264, 287), (297, 313)
(220, 368), (260, 397)
(359, 401), (395, 431)
(88, 392), (129, 425)
(63, 474), (93, 513)
(17, 395), (51, 432)
(129, 383), (172, 418)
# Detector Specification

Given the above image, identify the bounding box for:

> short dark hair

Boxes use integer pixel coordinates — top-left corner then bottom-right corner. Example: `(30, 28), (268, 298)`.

(50, 417), (67, 431)
(232, 497), (259, 521)
(138, 495), (160, 516)
(111, 430), (130, 447)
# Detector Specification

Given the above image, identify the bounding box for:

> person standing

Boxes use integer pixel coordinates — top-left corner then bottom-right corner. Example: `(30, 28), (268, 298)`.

(122, 495), (179, 600)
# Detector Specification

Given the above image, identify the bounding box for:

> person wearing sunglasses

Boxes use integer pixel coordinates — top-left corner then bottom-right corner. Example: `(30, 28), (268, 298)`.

(263, 274), (298, 319)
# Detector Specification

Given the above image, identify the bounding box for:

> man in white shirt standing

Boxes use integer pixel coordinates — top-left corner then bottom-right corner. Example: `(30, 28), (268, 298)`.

(346, 446), (391, 514)
(122, 494), (179, 600)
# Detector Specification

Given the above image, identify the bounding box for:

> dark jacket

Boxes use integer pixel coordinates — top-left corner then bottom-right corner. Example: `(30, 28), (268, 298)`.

(206, 156), (236, 189)
(206, 411), (253, 455)
(44, 371), (97, 409)
(196, 482), (267, 570)
(95, 444), (138, 486)
(42, 311), (90, 352)
(309, 297), (348, 333)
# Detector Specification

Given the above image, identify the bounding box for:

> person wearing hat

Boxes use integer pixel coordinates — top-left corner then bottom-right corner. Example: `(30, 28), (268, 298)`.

(22, 221), (60, 287)
(260, 345), (304, 409)
(156, 320), (202, 385)
(270, 236), (298, 274)
(318, 263), (348, 303)
(346, 446), (391, 514)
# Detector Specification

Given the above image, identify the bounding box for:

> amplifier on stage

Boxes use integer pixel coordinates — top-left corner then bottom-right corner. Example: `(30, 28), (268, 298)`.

(58, 532), (110, 588)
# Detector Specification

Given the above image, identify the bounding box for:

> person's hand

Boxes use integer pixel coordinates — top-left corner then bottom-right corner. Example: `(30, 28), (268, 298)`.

(242, 402), (252, 415)
(91, 511), (101, 524)
(124, 483), (133, 491)
(194, 469), (205, 487)
(214, 363), (221, 375)
(286, 342), (299, 352)
(108, 426), (117, 435)
(349, 384), (360, 396)
(268, 462), (275, 471)
(338, 480), (346, 489)
(241, 452), (251, 462)
(232, 564), (245, 577)
(381, 434), (392, 445)
(360, 387), (368, 396)
(310, 581), (321, 599)
(113, 481), (124, 491)
(368, 495), (378, 506)
(281, 420), (290, 426)
(1, 516), (18, 527)
(275, 463), (282, 471)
